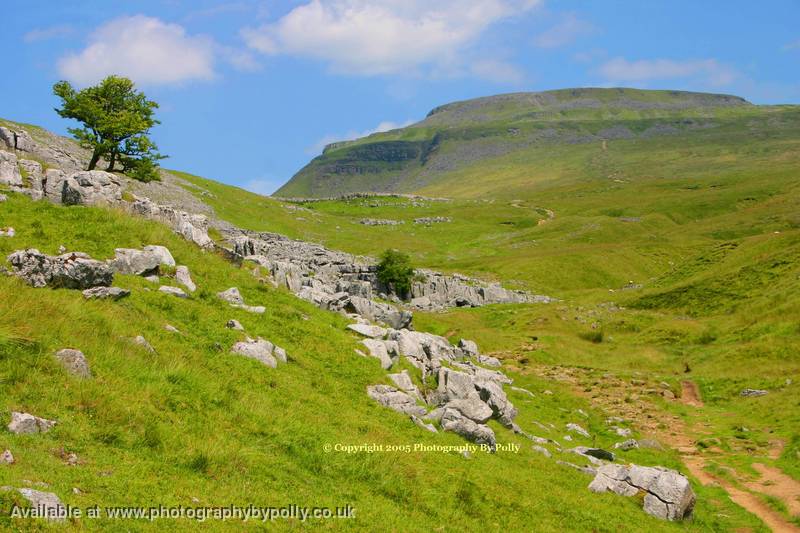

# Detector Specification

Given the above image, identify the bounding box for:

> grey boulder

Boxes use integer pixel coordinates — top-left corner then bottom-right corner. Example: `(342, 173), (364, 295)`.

(231, 337), (278, 368)
(175, 265), (196, 292)
(82, 286), (130, 301)
(588, 463), (696, 521)
(54, 348), (91, 378)
(61, 170), (121, 206)
(440, 407), (496, 450)
(7, 412), (56, 434)
(8, 249), (112, 289)
(367, 384), (426, 417)
(17, 488), (67, 522)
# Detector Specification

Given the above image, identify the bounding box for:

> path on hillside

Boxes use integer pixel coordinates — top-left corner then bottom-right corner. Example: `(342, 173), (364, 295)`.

(528, 366), (800, 531)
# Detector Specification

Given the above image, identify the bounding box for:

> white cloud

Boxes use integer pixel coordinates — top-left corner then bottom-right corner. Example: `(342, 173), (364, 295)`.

(242, 0), (540, 76)
(308, 119), (415, 155)
(534, 13), (593, 48)
(24, 24), (75, 43)
(58, 16), (216, 86)
(597, 57), (738, 87)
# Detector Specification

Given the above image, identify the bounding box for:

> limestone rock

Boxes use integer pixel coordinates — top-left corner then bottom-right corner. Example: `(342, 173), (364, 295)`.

(226, 319), (244, 330)
(388, 370), (422, 400)
(367, 384), (426, 417)
(82, 286), (130, 301)
(614, 439), (639, 451)
(458, 338), (479, 356)
(740, 388), (768, 397)
(54, 349), (91, 378)
(444, 398), (493, 423)
(133, 335), (155, 353)
(231, 337), (277, 368)
(17, 489), (66, 522)
(566, 423), (591, 438)
(169, 266), (194, 294)
(0, 227), (15, 237)
(143, 245), (175, 267)
(61, 170), (121, 206)
(0, 150), (22, 186)
(159, 286), (187, 298)
(0, 449), (13, 464)
(347, 323), (388, 338)
(532, 445), (552, 458)
(361, 339), (394, 369)
(411, 415), (437, 433)
(110, 248), (162, 276)
(588, 464), (695, 521)
(273, 346), (287, 363)
(7, 412), (56, 434)
(440, 407), (496, 450)
(8, 249), (112, 289)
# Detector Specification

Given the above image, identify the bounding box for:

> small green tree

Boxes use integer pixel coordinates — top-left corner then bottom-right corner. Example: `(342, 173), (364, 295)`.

(53, 75), (165, 181)
(376, 249), (415, 298)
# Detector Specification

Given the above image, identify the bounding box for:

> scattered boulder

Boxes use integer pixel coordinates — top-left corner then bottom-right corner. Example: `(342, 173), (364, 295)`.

(740, 388), (768, 397)
(566, 423), (591, 438)
(0, 227), (15, 237)
(175, 265), (196, 292)
(440, 407), (496, 450)
(458, 338), (479, 356)
(133, 335), (155, 353)
(82, 286), (130, 301)
(347, 323), (388, 338)
(614, 439), (639, 451)
(110, 248), (162, 276)
(345, 296), (412, 330)
(7, 249), (112, 289)
(159, 286), (188, 298)
(411, 415), (437, 433)
(273, 346), (288, 363)
(7, 412), (56, 434)
(588, 464), (696, 521)
(226, 319), (244, 330)
(0, 193), (7, 202)
(61, 170), (121, 206)
(444, 398), (493, 423)
(0, 150), (23, 186)
(17, 488), (67, 522)
(361, 339), (394, 369)
(217, 287), (265, 313)
(476, 354), (502, 367)
(571, 446), (615, 462)
(54, 349), (91, 378)
(143, 245), (175, 267)
(388, 370), (422, 400)
(532, 445), (552, 458)
(164, 324), (180, 334)
(231, 337), (278, 368)
(367, 385), (426, 417)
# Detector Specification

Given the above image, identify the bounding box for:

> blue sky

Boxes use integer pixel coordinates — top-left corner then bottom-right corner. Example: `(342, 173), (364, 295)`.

(4, 1), (799, 194)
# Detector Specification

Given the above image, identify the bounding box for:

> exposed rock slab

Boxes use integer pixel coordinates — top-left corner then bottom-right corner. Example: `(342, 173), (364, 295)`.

(7, 412), (56, 434)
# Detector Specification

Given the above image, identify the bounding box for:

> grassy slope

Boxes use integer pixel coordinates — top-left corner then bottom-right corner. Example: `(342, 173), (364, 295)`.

(0, 194), (766, 531)
(163, 94), (800, 526)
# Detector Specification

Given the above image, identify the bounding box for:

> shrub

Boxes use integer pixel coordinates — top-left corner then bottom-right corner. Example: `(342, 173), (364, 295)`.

(376, 249), (415, 299)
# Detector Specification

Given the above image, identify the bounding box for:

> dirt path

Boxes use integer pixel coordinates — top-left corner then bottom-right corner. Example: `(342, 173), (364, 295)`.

(749, 463), (800, 516)
(531, 365), (799, 531)
(680, 380), (704, 407)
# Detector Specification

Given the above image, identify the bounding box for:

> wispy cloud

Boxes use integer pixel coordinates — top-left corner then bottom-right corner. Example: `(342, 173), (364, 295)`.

(534, 13), (594, 48)
(242, 0), (540, 77)
(308, 119), (415, 155)
(783, 39), (800, 51)
(597, 57), (738, 87)
(24, 24), (74, 43)
(470, 59), (526, 85)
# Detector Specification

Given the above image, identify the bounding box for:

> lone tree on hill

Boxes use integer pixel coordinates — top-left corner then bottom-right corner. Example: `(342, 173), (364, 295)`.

(53, 75), (165, 182)
(377, 249), (415, 299)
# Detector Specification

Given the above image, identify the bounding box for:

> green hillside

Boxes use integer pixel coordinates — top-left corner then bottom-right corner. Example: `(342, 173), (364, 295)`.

(275, 88), (795, 198)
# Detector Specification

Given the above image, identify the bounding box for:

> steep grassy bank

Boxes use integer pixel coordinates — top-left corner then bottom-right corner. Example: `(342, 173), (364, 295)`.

(0, 193), (764, 530)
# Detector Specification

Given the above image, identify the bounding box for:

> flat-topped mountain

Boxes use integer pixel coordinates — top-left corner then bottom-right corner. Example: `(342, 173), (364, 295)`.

(275, 88), (793, 198)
